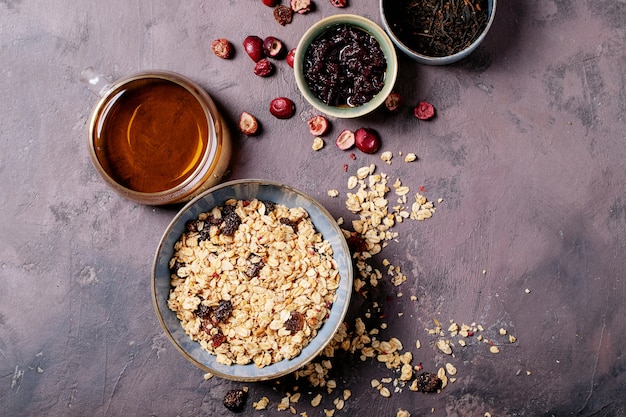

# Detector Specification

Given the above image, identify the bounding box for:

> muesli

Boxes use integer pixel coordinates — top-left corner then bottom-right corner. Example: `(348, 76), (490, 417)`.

(167, 198), (340, 368)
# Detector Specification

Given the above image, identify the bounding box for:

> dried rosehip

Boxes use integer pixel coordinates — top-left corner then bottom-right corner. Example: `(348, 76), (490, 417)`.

(253, 59), (274, 77)
(239, 112), (259, 136)
(335, 129), (355, 150)
(286, 48), (296, 68)
(307, 115), (329, 136)
(329, 0), (347, 7)
(416, 372), (442, 393)
(274, 4), (293, 25)
(385, 91), (403, 113)
(269, 97), (296, 119)
(414, 101), (436, 120)
(284, 311), (305, 334)
(223, 389), (247, 412)
(291, 0), (311, 13)
(211, 38), (233, 59)
(263, 36), (286, 59)
(354, 127), (381, 154)
(242, 35), (265, 62)
(262, 0), (278, 6)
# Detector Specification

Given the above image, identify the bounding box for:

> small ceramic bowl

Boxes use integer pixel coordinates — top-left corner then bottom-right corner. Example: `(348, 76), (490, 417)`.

(380, 0), (497, 65)
(152, 179), (353, 381)
(294, 14), (398, 118)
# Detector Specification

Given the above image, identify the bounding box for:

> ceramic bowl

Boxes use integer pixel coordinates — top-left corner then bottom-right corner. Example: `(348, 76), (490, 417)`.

(380, 0), (497, 65)
(294, 14), (398, 118)
(152, 179), (353, 381)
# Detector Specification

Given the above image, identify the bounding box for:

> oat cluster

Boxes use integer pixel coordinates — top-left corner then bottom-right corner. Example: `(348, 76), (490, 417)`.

(168, 198), (340, 367)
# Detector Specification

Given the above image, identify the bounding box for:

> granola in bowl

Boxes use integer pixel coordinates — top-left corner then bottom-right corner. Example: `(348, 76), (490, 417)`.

(152, 180), (353, 381)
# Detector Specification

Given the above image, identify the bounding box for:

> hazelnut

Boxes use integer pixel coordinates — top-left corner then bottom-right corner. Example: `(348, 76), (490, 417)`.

(269, 97), (295, 119)
(307, 115), (329, 136)
(263, 36), (286, 59)
(211, 38), (233, 59)
(254, 59), (274, 77)
(239, 112), (260, 136)
(354, 127), (381, 154)
(242, 35), (265, 62)
(335, 129), (355, 150)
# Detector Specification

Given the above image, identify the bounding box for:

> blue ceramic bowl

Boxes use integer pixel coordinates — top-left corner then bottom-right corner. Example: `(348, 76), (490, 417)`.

(152, 179), (353, 381)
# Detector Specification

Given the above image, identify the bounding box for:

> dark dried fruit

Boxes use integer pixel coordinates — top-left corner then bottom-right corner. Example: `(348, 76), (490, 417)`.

(329, 0), (347, 7)
(223, 389), (247, 412)
(212, 331), (227, 347)
(221, 206), (241, 236)
(385, 91), (403, 113)
(262, 0), (278, 6)
(414, 101), (436, 120)
(195, 303), (212, 320)
(213, 300), (233, 323)
(269, 97), (296, 119)
(354, 127), (381, 154)
(263, 36), (286, 58)
(307, 115), (329, 136)
(245, 254), (265, 278)
(291, 0), (311, 13)
(211, 38), (233, 59)
(335, 129), (355, 150)
(286, 48), (296, 68)
(279, 217), (299, 230)
(254, 59), (274, 77)
(274, 5), (293, 25)
(170, 260), (185, 275)
(239, 112), (259, 136)
(284, 311), (305, 334)
(243, 35), (265, 62)
(263, 200), (276, 213)
(416, 372), (442, 393)
(346, 232), (368, 253)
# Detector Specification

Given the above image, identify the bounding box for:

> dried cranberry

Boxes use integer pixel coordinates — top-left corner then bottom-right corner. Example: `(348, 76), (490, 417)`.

(263, 36), (286, 59)
(414, 101), (436, 120)
(307, 115), (329, 136)
(239, 112), (259, 136)
(262, 0), (277, 6)
(329, 0), (347, 7)
(284, 311), (305, 334)
(242, 35), (265, 62)
(223, 389), (247, 411)
(212, 331), (227, 347)
(416, 372), (442, 393)
(354, 127), (381, 154)
(335, 129), (355, 150)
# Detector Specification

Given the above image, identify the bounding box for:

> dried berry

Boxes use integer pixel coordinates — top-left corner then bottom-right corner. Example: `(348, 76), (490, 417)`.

(329, 0), (347, 7)
(213, 300), (233, 323)
(279, 217), (299, 230)
(239, 112), (259, 136)
(263, 36), (286, 59)
(170, 260), (185, 275)
(245, 254), (265, 278)
(307, 115), (329, 136)
(221, 206), (241, 236)
(335, 129), (355, 150)
(385, 91), (403, 113)
(291, 0), (311, 14)
(262, 200), (276, 213)
(284, 311), (305, 334)
(416, 372), (442, 393)
(286, 48), (296, 68)
(211, 38), (233, 59)
(211, 331), (226, 347)
(346, 232), (368, 253)
(262, 0), (278, 6)
(195, 303), (212, 320)
(274, 4), (293, 25)
(242, 35), (265, 62)
(354, 127), (381, 154)
(253, 59), (274, 77)
(223, 389), (247, 412)
(269, 97), (296, 119)
(414, 101), (436, 120)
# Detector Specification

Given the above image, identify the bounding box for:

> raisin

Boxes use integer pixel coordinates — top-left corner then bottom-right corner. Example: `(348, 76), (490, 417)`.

(185, 220), (199, 232)
(262, 200), (276, 213)
(213, 300), (233, 323)
(279, 217), (299, 230)
(195, 303), (212, 320)
(170, 260), (185, 275)
(284, 311), (305, 334)
(223, 389), (247, 412)
(416, 372), (442, 393)
(221, 206), (241, 236)
(198, 225), (212, 242)
(245, 254), (265, 278)
(212, 330), (227, 348)
(346, 232), (368, 253)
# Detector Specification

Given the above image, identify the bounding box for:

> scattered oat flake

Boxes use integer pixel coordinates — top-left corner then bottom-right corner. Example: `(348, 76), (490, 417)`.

(328, 189), (339, 197)
(404, 153), (417, 163)
(381, 151), (393, 164)
(253, 396), (270, 410)
(379, 387), (391, 397)
(499, 328), (507, 335)
(312, 137), (324, 150)
(490, 346), (501, 354)
(445, 363), (457, 376)
(397, 410), (411, 417)
(311, 393), (322, 407)
(203, 372), (213, 380)
(436, 339), (453, 355)
(525, 288), (531, 294)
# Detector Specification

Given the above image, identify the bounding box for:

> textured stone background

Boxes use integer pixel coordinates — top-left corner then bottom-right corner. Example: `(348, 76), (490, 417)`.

(1, 0), (625, 415)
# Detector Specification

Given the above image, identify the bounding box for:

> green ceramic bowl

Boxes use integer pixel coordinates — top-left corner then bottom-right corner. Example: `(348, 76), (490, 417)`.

(152, 179), (353, 381)
(294, 14), (398, 119)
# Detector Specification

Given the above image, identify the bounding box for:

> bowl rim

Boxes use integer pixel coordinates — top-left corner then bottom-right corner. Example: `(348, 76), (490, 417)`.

(294, 13), (398, 118)
(379, 0), (497, 65)
(151, 179), (354, 381)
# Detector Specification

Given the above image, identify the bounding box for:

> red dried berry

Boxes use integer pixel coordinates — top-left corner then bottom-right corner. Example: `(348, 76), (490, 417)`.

(291, 0), (311, 13)
(243, 35), (265, 62)
(211, 331), (226, 348)
(385, 91), (402, 113)
(239, 112), (259, 136)
(262, 0), (278, 6)
(211, 38), (233, 59)
(274, 5), (293, 25)
(354, 127), (381, 154)
(335, 129), (355, 150)
(286, 48), (296, 68)
(349, 153), (356, 160)
(307, 115), (329, 136)
(263, 36), (286, 59)
(414, 101), (436, 120)
(254, 59), (274, 77)
(269, 97), (295, 119)
(329, 0), (347, 7)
